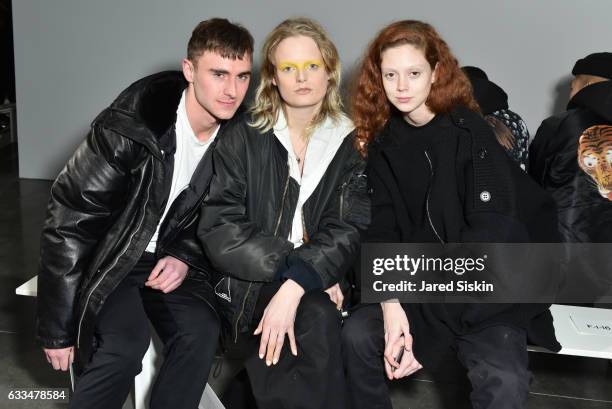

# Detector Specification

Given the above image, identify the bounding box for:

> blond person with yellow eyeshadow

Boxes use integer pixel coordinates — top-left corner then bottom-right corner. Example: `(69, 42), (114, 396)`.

(198, 18), (369, 409)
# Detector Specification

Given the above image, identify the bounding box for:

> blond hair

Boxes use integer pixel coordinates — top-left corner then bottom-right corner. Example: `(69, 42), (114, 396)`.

(250, 18), (344, 136)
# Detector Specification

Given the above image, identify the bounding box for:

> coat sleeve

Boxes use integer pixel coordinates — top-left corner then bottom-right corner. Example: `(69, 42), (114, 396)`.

(529, 117), (562, 185)
(281, 157), (371, 291)
(198, 129), (294, 282)
(161, 213), (212, 272)
(36, 125), (136, 348)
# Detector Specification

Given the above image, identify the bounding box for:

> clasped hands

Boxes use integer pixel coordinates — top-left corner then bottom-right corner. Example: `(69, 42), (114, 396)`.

(381, 300), (423, 380)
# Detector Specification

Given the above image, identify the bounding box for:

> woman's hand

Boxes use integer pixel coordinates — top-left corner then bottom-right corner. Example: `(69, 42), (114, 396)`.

(381, 300), (422, 380)
(254, 279), (305, 366)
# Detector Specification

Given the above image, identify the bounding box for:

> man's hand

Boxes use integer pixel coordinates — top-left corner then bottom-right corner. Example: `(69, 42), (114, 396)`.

(324, 283), (344, 310)
(44, 346), (74, 371)
(145, 256), (189, 293)
(381, 300), (422, 380)
(254, 279), (305, 366)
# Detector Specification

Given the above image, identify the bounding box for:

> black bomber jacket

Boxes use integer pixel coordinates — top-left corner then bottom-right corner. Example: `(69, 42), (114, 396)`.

(197, 116), (370, 341)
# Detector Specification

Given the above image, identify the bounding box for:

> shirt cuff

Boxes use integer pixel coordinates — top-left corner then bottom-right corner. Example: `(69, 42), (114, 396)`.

(277, 256), (322, 292)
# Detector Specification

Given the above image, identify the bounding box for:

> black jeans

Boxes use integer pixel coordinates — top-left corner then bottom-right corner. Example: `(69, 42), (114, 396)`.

(342, 304), (530, 409)
(228, 282), (346, 409)
(69, 253), (220, 409)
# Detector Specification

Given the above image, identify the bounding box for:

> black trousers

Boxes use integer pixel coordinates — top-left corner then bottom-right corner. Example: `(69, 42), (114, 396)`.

(342, 304), (530, 409)
(228, 282), (347, 409)
(69, 254), (220, 409)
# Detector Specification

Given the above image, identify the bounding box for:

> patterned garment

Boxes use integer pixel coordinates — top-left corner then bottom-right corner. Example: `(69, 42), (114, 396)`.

(488, 108), (530, 171)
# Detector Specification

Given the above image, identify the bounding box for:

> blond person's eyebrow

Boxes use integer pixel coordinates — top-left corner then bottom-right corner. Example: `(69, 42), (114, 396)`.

(277, 60), (323, 70)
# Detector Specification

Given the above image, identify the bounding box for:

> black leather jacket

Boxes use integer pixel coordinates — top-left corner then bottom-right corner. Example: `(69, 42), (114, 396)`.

(197, 117), (370, 341)
(36, 71), (223, 367)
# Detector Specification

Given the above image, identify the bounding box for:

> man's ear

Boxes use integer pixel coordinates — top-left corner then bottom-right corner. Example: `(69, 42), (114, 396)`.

(182, 59), (195, 83)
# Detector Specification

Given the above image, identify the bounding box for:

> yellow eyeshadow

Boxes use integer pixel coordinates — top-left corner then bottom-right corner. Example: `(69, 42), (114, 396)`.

(278, 60), (323, 70)
(278, 62), (298, 71)
(303, 60), (322, 68)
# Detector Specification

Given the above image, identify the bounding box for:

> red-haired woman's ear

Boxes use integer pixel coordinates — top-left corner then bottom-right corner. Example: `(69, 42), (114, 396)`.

(431, 62), (439, 84)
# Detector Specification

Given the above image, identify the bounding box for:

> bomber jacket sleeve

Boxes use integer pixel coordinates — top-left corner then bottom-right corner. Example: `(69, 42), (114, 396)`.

(160, 215), (211, 272)
(280, 157), (371, 291)
(198, 128), (294, 282)
(37, 124), (136, 348)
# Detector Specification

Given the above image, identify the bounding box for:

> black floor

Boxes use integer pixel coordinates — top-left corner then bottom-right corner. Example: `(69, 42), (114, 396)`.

(1, 143), (611, 408)
(0, 144), (70, 408)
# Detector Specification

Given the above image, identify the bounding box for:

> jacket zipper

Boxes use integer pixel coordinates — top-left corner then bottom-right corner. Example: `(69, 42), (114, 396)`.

(234, 281), (253, 342)
(273, 169), (291, 236)
(424, 151), (445, 245)
(234, 164), (290, 342)
(76, 173), (154, 348)
(338, 181), (348, 220)
(160, 138), (221, 247)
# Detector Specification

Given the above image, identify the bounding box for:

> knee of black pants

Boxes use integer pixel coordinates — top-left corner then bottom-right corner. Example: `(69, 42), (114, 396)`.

(461, 326), (530, 403)
(341, 308), (383, 361)
(295, 291), (341, 338)
(97, 326), (151, 376)
(171, 303), (221, 362)
(468, 359), (530, 404)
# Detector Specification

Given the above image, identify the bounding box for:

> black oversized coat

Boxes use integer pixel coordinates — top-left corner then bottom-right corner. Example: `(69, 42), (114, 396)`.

(365, 107), (561, 365)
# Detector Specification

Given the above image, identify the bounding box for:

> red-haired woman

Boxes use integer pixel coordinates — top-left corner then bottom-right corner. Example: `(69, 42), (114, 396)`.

(342, 21), (560, 409)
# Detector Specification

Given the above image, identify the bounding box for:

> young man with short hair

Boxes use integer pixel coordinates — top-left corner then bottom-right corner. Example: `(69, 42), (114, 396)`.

(36, 18), (253, 409)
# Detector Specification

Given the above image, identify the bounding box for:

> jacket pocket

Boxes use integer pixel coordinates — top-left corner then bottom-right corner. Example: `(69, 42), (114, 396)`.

(340, 173), (371, 228)
(212, 274), (256, 343)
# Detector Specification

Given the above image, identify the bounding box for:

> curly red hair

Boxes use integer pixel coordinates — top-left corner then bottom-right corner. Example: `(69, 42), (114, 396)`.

(351, 20), (479, 156)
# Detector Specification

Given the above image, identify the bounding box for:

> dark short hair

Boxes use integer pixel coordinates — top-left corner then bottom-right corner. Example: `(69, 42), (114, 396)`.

(187, 18), (254, 63)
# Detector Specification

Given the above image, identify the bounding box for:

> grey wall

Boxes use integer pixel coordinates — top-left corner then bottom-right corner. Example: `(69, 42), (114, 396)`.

(13, 0), (612, 179)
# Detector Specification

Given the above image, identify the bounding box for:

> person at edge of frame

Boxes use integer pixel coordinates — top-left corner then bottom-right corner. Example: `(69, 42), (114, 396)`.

(342, 20), (561, 409)
(198, 17), (370, 409)
(36, 18), (253, 409)
(529, 52), (612, 305)
(529, 52), (612, 243)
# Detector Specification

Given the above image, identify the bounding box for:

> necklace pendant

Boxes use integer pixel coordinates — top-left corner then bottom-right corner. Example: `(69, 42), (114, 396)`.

(297, 157), (301, 164)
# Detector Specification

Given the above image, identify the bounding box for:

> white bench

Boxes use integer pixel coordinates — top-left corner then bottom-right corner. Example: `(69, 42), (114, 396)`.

(15, 276), (225, 409)
(17, 276), (612, 406)
(528, 304), (612, 359)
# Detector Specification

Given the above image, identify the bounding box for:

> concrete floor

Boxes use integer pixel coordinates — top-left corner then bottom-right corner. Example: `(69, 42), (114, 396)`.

(1, 142), (611, 408)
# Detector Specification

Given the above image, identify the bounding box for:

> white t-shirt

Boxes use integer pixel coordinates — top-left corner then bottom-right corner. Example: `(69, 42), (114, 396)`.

(146, 91), (219, 253)
(273, 110), (354, 248)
